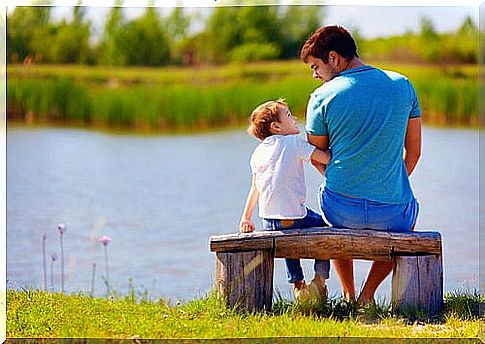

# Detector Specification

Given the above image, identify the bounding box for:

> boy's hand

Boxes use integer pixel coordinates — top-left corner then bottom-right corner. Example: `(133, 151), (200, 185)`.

(240, 219), (255, 233)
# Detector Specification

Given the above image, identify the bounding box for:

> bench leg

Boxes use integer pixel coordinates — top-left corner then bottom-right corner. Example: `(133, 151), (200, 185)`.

(216, 249), (274, 312)
(391, 255), (443, 315)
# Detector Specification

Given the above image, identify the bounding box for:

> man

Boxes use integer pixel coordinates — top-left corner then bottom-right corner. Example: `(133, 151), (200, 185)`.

(300, 25), (422, 305)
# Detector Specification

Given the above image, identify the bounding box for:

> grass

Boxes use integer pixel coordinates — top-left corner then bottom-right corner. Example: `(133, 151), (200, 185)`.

(6, 289), (483, 339)
(7, 60), (478, 132)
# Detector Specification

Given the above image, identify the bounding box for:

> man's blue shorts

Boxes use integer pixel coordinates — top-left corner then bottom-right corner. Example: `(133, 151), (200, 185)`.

(320, 187), (419, 232)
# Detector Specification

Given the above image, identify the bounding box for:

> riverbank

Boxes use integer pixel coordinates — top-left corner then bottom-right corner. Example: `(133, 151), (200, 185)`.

(7, 290), (483, 339)
(7, 61), (477, 132)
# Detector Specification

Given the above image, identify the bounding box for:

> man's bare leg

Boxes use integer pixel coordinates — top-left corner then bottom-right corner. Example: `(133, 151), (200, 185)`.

(358, 261), (393, 305)
(332, 259), (356, 301)
(359, 224), (416, 305)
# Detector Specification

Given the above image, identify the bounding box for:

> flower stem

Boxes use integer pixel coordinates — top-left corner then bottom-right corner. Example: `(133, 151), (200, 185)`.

(91, 263), (96, 296)
(42, 234), (47, 290)
(60, 233), (64, 293)
(104, 244), (110, 295)
(50, 260), (55, 291)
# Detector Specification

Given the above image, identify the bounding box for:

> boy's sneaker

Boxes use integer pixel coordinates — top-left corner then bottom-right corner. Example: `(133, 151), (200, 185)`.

(293, 282), (310, 303)
(307, 275), (328, 302)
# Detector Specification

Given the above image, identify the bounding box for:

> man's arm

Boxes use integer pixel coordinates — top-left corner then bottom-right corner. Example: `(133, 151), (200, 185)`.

(404, 117), (421, 176)
(307, 134), (329, 175)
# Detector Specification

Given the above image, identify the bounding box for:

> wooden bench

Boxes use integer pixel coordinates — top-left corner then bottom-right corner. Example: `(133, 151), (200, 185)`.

(210, 227), (443, 314)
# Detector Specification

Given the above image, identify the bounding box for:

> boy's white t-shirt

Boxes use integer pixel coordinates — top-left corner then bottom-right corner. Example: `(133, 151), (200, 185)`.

(250, 134), (316, 219)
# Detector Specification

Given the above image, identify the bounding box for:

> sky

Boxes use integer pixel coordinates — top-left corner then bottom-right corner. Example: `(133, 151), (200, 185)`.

(3, 1), (482, 39)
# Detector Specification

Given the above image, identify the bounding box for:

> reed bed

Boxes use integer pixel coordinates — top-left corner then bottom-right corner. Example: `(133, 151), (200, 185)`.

(7, 61), (478, 132)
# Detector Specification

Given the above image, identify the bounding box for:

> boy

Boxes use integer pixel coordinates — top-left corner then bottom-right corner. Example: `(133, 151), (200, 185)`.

(239, 98), (331, 303)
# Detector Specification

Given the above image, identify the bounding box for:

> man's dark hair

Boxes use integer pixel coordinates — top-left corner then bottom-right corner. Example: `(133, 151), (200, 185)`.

(300, 25), (359, 63)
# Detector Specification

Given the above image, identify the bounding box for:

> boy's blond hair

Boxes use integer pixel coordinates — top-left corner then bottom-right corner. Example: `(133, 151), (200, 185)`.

(248, 98), (287, 141)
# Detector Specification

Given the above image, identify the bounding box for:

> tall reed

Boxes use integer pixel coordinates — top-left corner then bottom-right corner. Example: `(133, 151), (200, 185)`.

(7, 62), (477, 131)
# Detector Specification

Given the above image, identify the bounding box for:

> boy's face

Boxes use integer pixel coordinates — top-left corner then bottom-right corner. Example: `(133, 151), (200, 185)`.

(272, 106), (300, 135)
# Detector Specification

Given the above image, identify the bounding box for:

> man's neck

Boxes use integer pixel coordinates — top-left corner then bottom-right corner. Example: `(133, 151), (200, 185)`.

(341, 57), (365, 73)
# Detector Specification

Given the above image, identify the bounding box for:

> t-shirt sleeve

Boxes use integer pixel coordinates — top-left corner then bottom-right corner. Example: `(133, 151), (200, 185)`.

(305, 92), (328, 136)
(249, 151), (256, 173)
(407, 80), (421, 119)
(293, 136), (316, 161)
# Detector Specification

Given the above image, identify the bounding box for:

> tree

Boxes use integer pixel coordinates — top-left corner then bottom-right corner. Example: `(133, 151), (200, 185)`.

(204, 6), (283, 63)
(7, 5), (52, 62)
(455, 15), (478, 63)
(166, 6), (191, 64)
(123, 7), (171, 66)
(204, 7), (242, 63)
(98, 2), (128, 66)
(458, 15), (478, 37)
(419, 16), (437, 40)
(167, 6), (190, 43)
(47, 5), (92, 64)
(278, 5), (322, 59)
(419, 16), (439, 62)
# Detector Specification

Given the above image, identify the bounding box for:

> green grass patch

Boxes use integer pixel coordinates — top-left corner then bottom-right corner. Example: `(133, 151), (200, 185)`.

(7, 61), (478, 132)
(6, 290), (483, 339)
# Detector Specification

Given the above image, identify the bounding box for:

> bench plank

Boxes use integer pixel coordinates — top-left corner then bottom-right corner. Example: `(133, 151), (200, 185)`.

(210, 227), (441, 262)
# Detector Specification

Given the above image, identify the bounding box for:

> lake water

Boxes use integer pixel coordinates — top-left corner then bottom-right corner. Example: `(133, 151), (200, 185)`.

(6, 125), (479, 303)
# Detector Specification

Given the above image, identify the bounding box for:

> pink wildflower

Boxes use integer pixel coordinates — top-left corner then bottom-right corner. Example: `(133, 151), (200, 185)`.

(99, 235), (112, 246)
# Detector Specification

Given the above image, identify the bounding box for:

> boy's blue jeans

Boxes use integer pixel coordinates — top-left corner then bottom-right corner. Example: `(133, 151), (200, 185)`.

(262, 208), (330, 284)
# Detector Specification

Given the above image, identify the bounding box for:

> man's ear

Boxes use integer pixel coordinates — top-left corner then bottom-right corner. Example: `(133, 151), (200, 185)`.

(328, 51), (339, 65)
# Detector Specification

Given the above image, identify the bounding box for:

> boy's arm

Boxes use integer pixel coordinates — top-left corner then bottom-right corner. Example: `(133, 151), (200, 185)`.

(310, 147), (331, 165)
(240, 174), (259, 233)
(307, 134), (330, 175)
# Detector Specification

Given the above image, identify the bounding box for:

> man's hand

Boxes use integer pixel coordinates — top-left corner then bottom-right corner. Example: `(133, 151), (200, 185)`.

(240, 219), (255, 233)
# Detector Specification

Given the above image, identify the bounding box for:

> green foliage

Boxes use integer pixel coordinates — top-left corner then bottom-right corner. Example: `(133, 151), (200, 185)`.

(6, 5), (325, 65)
(361, 16), (478, 64)
(6, 5), (52, 63)
(6, 7), (479, 66)
(6, 4), (95, 65)
(278, 6), (322, 59)
(49, 6), (93, 64)
(204, 7), (245, 63)
(97, 5), (127, 66)
(166, 7), (191, 65)
(420, 16), (438, 40)
(97, 6), (171, 66)
(229, 43), (281, 62)
(123, 8), (171, 66)
(202, 5), (322, 63)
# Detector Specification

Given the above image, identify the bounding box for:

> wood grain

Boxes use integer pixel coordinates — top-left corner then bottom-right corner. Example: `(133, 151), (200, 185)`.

(391, 255), (443, 315)
(210, 227), (441, 261)
(215, 249), (273, 312)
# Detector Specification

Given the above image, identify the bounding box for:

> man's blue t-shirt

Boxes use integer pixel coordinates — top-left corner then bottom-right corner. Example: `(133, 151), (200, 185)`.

(305, 65), (421, 204)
